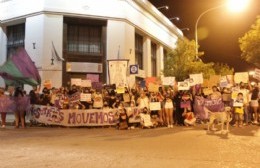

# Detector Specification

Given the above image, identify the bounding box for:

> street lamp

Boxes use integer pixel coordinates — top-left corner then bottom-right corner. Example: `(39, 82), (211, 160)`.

(180, 28), (190, 31)
(169, 17), (180, 21)
(157, 5), (169, 10)
(194, 0), (250, 58)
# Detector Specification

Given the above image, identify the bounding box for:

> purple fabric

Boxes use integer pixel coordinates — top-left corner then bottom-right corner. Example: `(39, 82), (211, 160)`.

(14, 96), (31, 112)
(0, 95), (15, 113)
(193, 96), (225, 120)
(11, 48), (41, 84)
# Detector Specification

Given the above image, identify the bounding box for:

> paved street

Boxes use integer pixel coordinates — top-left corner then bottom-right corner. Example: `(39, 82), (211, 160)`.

(0, 124), (259, 168)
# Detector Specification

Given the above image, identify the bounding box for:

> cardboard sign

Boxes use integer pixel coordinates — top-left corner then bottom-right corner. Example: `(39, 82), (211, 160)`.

(203, 88), (213, 96)
(116, 87), (125, 94)
(178, 81), (190, 90)
(81, 80), (92, 87)
(146, 77), (160, 86)
(71, 78), (82, 86)
(92, 82), (103, 90)
(162, 77), (175, 86)
(208, 75), (221, 87)
(43, 80), (52, 89)
(189, 73), (203, 85)
(149, 102), (161, 111)
(254, 68), (260, 81)
(234, 72), (249, 84)
(148, 83), (159, 92)
(233, 102), (243, 107)
(220, 76), (228, 88)
(80, 93), (92, 102)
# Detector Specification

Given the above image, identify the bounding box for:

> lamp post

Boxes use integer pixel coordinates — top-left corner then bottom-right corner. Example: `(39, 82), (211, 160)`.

(169, 17), (180, 21)
(194, 0), (250, 58)
(180, 28), (190, 31)
(195, 5), (224, 58)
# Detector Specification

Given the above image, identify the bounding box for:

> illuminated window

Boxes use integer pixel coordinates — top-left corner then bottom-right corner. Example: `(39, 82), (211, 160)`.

(135, 34), (143, 69)
(7, 23), (25, 57)
(151, 42), (157, 76)
(67, 25), (102, 54)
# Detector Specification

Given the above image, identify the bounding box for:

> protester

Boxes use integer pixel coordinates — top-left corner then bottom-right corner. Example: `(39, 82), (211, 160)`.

(0, 88), (7, 128)
(233, 92), (244, 127)
(182, 107), (196, 126)
(14, 87), (28, 128)
(250, 84), (259, 124)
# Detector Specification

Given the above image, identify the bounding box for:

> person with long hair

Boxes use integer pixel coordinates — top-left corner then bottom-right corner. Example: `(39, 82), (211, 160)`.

(250, 84), (259, 124)
(14, 87), (28, 128)
(164, 93), (174, 128)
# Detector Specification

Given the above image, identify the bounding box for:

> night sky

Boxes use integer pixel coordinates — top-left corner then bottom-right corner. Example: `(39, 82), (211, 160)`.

(149, 0), (260, 72)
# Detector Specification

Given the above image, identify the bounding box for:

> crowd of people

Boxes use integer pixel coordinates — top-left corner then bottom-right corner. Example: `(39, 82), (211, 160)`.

(0, 80), (259, 130)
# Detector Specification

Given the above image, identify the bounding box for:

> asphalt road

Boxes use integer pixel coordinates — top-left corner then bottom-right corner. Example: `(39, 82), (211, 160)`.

(0, 125), (260, 168)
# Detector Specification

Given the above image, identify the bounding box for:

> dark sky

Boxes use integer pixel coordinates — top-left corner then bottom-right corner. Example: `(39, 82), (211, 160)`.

(149, 0), (260, 72)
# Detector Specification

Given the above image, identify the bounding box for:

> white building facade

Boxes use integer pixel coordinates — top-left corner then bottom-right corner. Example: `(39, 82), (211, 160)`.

(0, 0), (183, 89)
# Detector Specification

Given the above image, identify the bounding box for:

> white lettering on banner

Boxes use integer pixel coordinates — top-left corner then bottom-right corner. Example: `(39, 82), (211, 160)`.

(30, 105), (117, 126)
(30, 106), (152, 126)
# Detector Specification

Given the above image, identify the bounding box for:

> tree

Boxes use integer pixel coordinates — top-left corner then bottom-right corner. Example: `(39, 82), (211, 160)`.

(213, 63), (234, 76)
(239, 16), (260, 68)
(163, 39), (215, 81)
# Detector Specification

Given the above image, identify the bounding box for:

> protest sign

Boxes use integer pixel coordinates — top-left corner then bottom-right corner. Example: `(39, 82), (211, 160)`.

(116, 87), (125, 94)
(208, 75), (221, 88)
(202, 79), (210, 88)
(226, 75), (234, 86)
(81, 80), (92, 87)
(69, 92), (81, 103)
(149, 102), (161, 111)
(162, 76), (175, 86)
(189, 73), (203, 85)
(146, 77), (160, 86)
(86, 74), (99, 83)
(254, 68), (260, 81)
(80, 93), (92, 102)
(148, 83), (159, 92)
(108, 60), (128, 87)
(71, 78), (82, 86)
(126, 107), (141, 123)
(219, 76), (228, 88)
(234, 72), (249, 83)
(92, 82), (103, 90)
(203, 88), (213, 96)
(43, 80), (52, 89)
(178, 81), (190, 90)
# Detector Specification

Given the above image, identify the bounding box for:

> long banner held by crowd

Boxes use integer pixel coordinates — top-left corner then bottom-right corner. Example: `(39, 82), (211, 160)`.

(30, 105), (150, 126)
(30, 105), (118, 126)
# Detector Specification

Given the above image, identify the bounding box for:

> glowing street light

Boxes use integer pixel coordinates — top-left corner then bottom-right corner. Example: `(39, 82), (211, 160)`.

(194, 0), (250, 58)
(169, 17), (180, 21)
(157, 6), (169, 10)
(227, 0), (250, 12)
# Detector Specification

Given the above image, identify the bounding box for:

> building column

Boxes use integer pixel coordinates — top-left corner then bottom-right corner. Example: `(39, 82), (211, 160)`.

(157, 45), (164, 77)
(143, 36), (151, 77)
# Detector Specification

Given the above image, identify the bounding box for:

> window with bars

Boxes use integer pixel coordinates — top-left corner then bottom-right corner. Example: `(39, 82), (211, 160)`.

(67, 24), (102, 54)
(151, 42), (157, 76)
(7, 23), (25, 57)
(135, 34), (143, 70)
